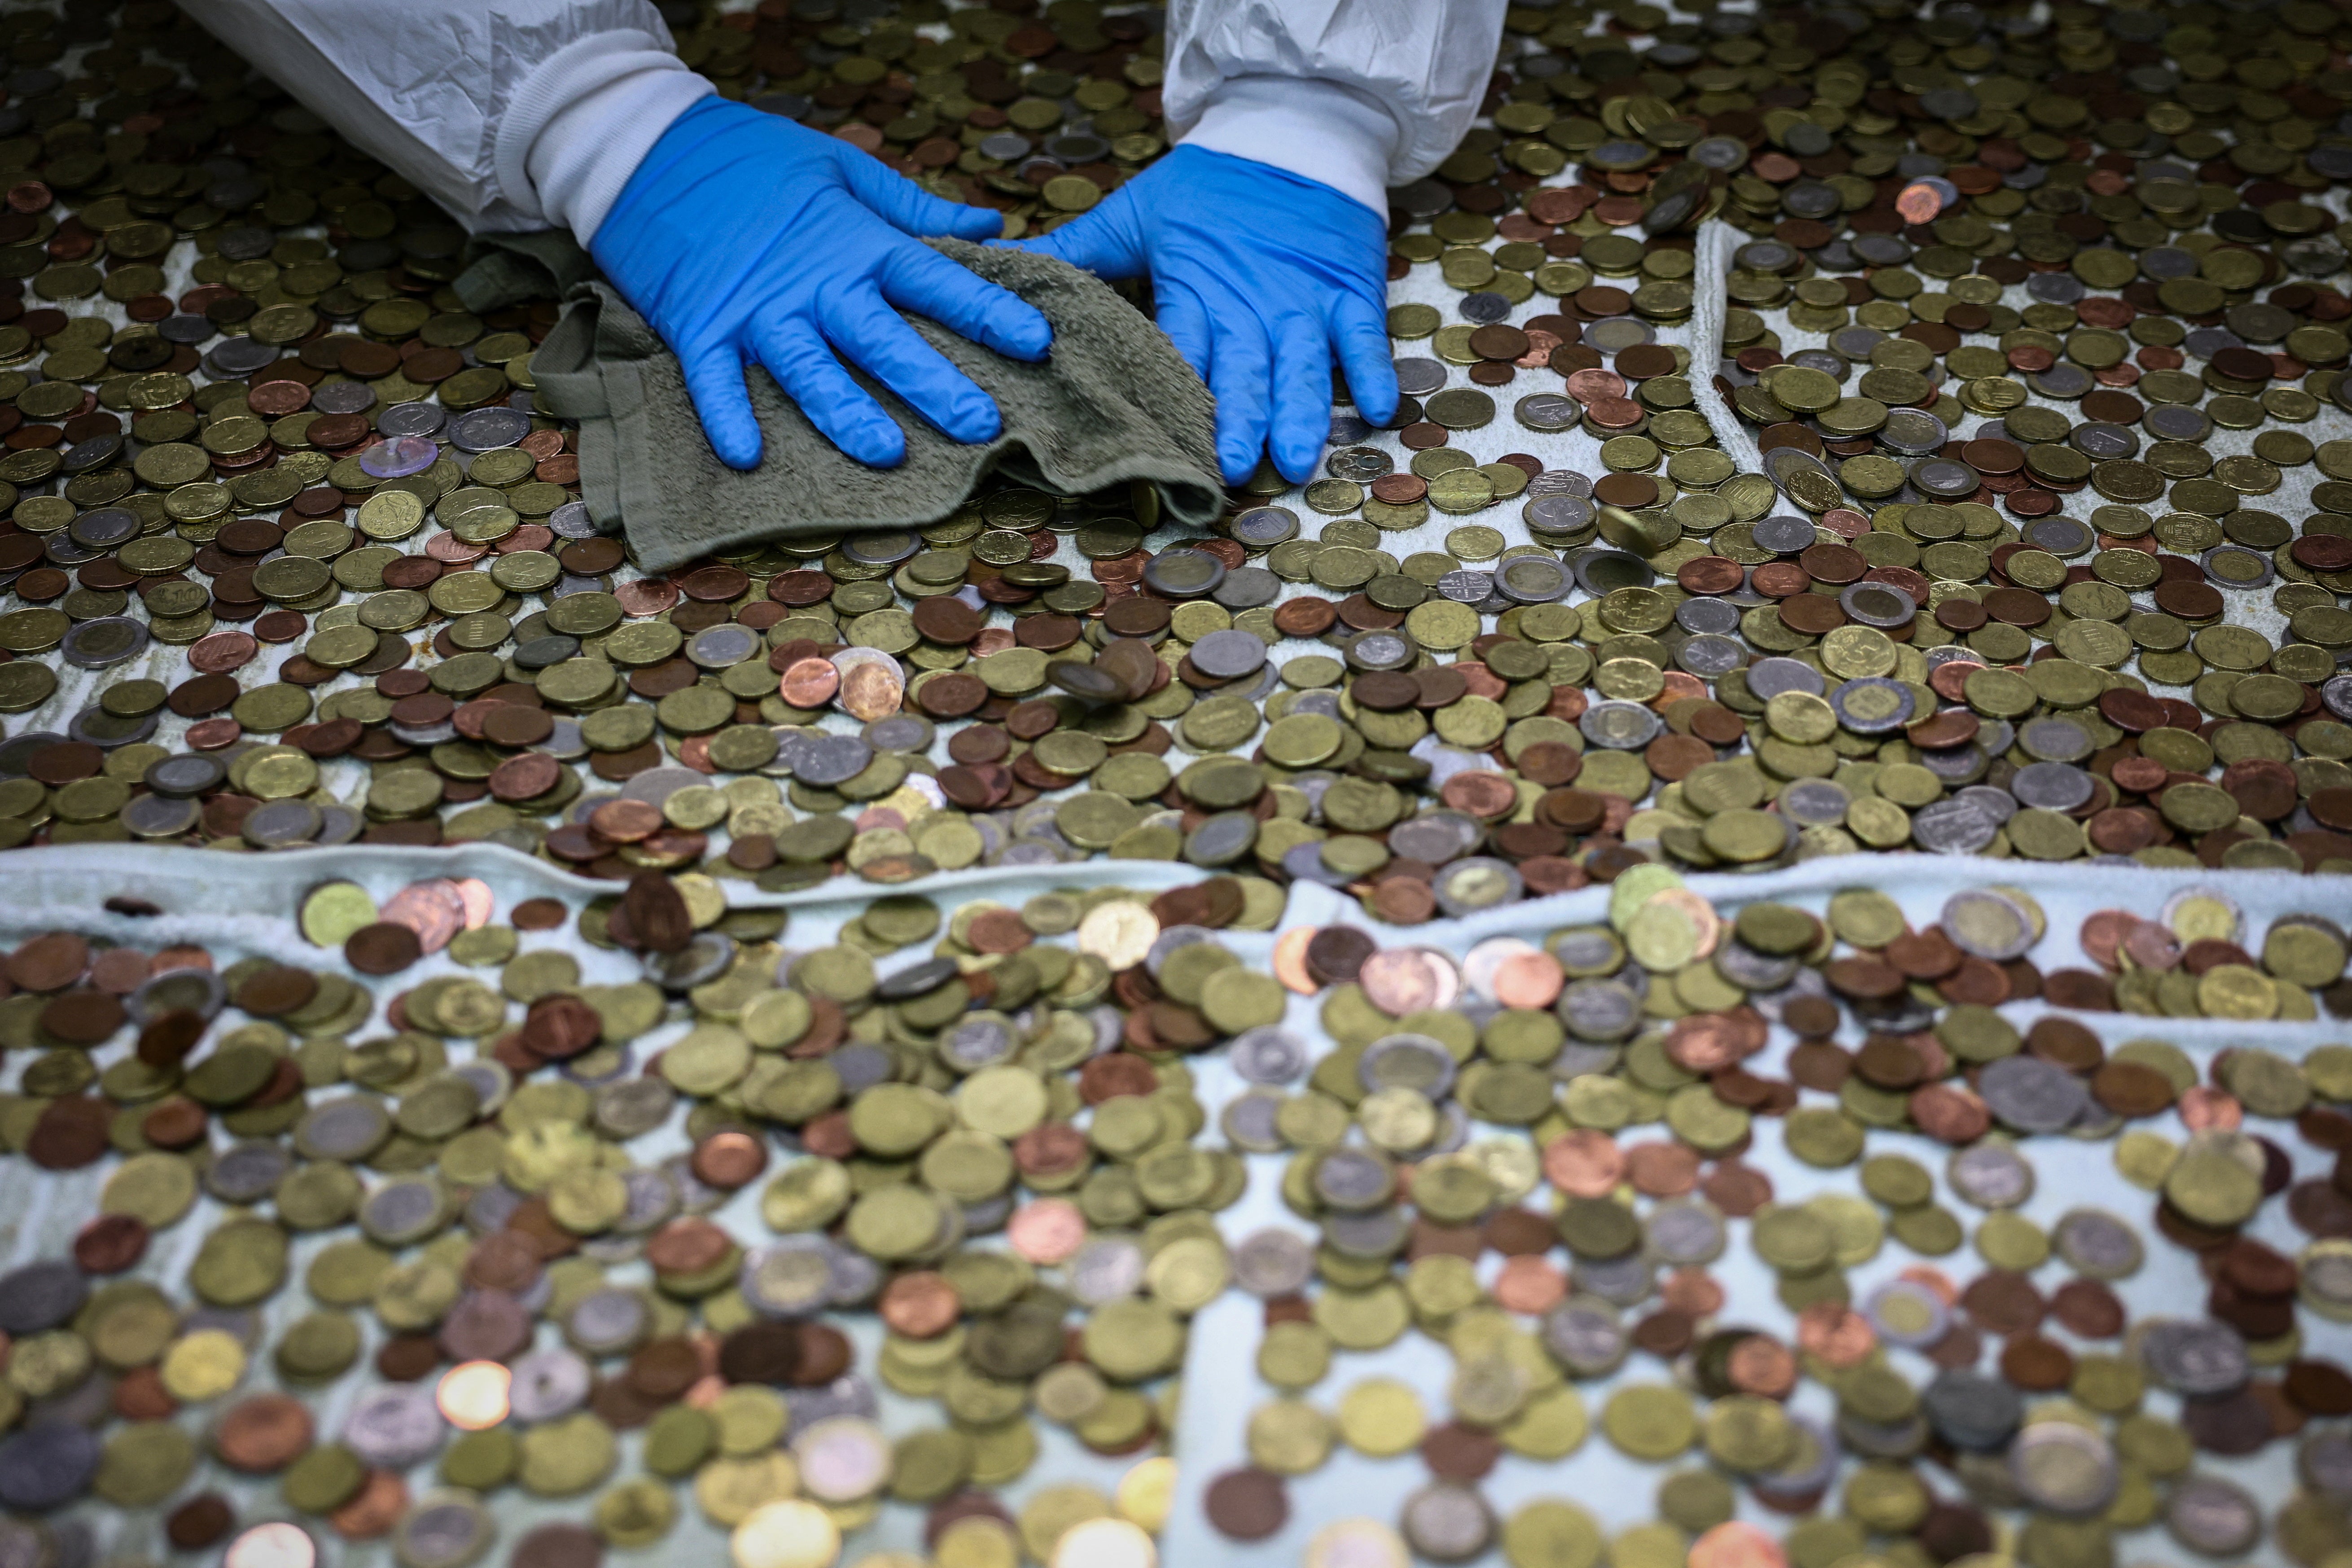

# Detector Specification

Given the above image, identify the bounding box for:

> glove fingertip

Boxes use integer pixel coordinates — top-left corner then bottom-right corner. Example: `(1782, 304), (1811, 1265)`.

(944, 204), (1008, 241)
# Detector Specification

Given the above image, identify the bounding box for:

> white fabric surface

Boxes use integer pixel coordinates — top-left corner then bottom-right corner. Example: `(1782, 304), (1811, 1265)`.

(1163, 0), (1511, 202)
(1689, 218), (1763, 474)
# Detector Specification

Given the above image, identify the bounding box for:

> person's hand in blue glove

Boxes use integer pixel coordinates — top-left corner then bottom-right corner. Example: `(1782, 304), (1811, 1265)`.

(591, 96), (1053, 469)
(1003, 145), (1397, 486)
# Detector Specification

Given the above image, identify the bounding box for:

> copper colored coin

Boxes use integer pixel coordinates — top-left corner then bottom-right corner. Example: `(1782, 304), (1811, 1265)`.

(73, 1211), (150, 1273)
(879, 1271), (962, 1339)
(1419, 1422), (1502, 1482)
(1204, 1468), (1288, 1542)
(1999, 1333), (2074, 1391)
(2050, 1278), (2124, 1338)
(345, 922), (423, 976)
(1960, 1271), (2044, 1335)
(2154, 579), (2224, 619)
(1370, 473), (1427, 504)
(167, 1495), (236, 1550)
(1701, 1161), (1772, 1217)
(511, 1523), (603, 1568)
(375, 1334), (441, 1382)
(38, 987), (122, 1044)
(1271, 596), (1337, 637)
(1593, 472), (1658, 508)
(187, 630), (260, 674)
(690, 1130), (767, 1189)
(512, 898), (567, 931)
(1676, 555), (1743, 594)
(27, 1095), (110, 1169)
(1777, 593), (1846, 635)
(214, 1393), (315, 1472)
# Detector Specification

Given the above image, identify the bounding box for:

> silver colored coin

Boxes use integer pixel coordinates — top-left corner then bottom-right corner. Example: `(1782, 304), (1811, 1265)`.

(1191, 627), (1268, 680)
(2165, 1474), (2261, 1557)
(2301, 1431), (2352, 1496)
(60, 617), (149, 669)
(2010, 761), (2093, 812)
(1880, 407), (1948, 454)
(1496, 554), (1571, 603)
(294, 1097), (392, 1161)
(1947, 1141), (2034, 1208)
(1067, 1234), (1147, 1305)
(1558, 978), (1642, 1042)
(1141, 547), (1225, 598)
(1744, 655), (1824, 700)
(1393, 358), (1447, 395)
(1231, 1025), (1309, 1084)
(1215, 565), (1281, 609)
(1219, 1088), (1285, 1152)
(1513, 393), (1578, 432)
(1323, 1205), (1409, 1261)
(202, 1141), (289, 1204)
(1675, 595), (1741, 635)
(1839, 580), (1915, 629)
(592, 1078), (675, 1141)
(1978, 1054), (2092, 1135)
(1956, 782), (2017, 824)
(1581, 699), (1662, 750)
(1540, 1296), (1628, 1378)
(2016, 715), (2093, 762)
(2051, 1209), (2142, 1279)
(1921, 1370), (2021, 1452)
(2141, 1319), (2251, 1397)
(1432, 856), (1522, 915)
(1399, 1485), (1494, 1563)
(241, 797), (321, 847)
(121, 793), (200, 837)
(1232, 1227), (1314, 1297)
(506, 1347), (592, 1422)
(1643, 1199), (1725, 1266)
(562, 1289), (648, 1357)
(393, 1492), (493, 1568)
(1346, 631), (1414, 670)
(342, 1384), (447, 1469)
(1676, 633), (1745, 677)
(1777, 778), (1852, 827)
(741, 1239), (836, 1317)
(2010, 1423), (2116, 1515)
(1311, 1147), (1393, 1210)
(449, 405), (532, 451)
(1438, 568), (1494, 603)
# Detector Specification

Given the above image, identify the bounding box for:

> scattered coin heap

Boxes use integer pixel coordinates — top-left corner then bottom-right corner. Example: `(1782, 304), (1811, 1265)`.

(0, 0), (2340, 918)
(0, 868), (1317, 1568)
(1201, 868), (2352, 1567)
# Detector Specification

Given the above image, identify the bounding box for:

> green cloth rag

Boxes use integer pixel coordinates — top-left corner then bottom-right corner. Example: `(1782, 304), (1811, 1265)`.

(455, 233), (1223, 575)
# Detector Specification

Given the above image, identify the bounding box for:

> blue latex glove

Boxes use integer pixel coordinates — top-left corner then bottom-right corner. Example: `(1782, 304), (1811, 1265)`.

(1004, 145), (1397, 485)
(591, 96), (1052, 469)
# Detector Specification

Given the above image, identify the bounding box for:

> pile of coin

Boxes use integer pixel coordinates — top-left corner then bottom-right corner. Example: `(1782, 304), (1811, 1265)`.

(0, 0), (2339, 924)
(1198, 867), (2352, 1565)
(0, 866), (1318, 1568)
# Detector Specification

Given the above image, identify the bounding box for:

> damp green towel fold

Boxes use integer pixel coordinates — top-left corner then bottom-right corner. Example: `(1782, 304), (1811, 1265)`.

(456, 233), (1224, 575)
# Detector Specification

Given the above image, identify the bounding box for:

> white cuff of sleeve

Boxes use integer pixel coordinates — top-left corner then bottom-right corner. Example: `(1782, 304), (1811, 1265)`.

(498, 31), (716, 243)
(1178, 75), (1400, 217)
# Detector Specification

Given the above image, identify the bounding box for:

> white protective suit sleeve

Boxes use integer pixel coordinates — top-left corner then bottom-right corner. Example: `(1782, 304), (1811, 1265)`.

(174, 0), (714, 244)
(1164, 0), (1511, 216)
